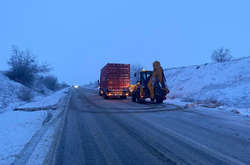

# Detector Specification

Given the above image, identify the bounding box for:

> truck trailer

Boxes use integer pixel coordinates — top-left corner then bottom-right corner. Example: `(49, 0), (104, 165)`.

(99, 63), (130, 99)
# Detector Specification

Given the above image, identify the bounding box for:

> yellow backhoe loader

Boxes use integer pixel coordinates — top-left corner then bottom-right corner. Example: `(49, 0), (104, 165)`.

(131, 61), (169, 103)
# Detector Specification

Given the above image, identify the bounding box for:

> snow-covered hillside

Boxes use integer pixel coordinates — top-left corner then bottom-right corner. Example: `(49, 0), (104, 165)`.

(0, 72), (70, 164)
(165, 57), (250, 109)
(0, 80), (69, 165)
(0, 73), (26, 110)
(0, 73), (56, 112)
(0, 88), (69, 164)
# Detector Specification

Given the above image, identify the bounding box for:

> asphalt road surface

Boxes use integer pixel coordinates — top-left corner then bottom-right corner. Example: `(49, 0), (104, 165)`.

(49, 88), (250, 165)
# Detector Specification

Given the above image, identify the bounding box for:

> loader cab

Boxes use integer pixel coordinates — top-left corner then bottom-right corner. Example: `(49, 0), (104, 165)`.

(139, 71), (153, 86)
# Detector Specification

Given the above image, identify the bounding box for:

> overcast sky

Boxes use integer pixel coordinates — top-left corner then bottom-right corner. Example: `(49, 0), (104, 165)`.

(1, 0), (250, 84)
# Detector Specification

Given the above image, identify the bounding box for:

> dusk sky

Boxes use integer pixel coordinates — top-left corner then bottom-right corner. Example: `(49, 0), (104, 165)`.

(1, 0), (249, 84)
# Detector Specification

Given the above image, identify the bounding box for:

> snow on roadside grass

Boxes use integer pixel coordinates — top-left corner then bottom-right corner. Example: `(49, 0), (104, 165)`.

(0, 110), (46, 164)
(218, 106), (250, 116)
(164, 98), (187, 107)
(0, 88), (69, 165)
(16, 88), (69, 110)
(165, 98), (250, 116)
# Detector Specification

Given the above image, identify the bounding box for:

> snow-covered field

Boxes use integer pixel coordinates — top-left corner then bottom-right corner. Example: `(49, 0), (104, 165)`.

(164, 57), (250, 115)
(0, 73), (69, 164)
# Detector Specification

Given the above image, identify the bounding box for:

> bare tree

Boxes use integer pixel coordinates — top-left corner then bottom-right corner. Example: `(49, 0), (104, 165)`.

(211, 48), (232, 63)
(130, 64), (143, 84)
(6, 45), (51, 86)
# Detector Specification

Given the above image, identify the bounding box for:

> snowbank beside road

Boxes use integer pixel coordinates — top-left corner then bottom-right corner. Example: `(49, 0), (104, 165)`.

(0, 110), (46, 164)
(15, 88), (69, 111)
(165, 98), (250, 116)
(164, 57), (250, 114)
(0, 88), (69, 165)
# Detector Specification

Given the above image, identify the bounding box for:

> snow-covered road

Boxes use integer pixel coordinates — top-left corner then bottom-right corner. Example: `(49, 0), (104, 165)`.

(49, 88), (250, 165)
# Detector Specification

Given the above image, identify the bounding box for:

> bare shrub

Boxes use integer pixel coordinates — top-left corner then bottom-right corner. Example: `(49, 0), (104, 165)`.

(59, 82), (70, 89)
(42, 75), (59, 91)
(182, 98), (195, 102)
(6, 45), (50, 86)
(231, 109), (240, 114)
(130, 64), (143, 84)
(211, 48), (232, 63)
(17, 87), (33, 102)
(201, 97), (222, 107)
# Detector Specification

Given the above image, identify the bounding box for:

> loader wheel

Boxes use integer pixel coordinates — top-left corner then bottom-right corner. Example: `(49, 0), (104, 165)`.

(137, 98), (145, 104)
(132, 97), (136, 102)
(156, 97), (163, 104)
(132, 93), (136, 102)
(132, 92), (137, 102)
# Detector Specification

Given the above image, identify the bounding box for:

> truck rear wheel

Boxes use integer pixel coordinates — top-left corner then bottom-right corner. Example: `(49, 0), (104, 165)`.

(121, 96), (127, 99)
(104, 94), (109, 99)
(138, 99), (145, 104)
(132, 96), (136, 102)
(136, 96), (145, 104)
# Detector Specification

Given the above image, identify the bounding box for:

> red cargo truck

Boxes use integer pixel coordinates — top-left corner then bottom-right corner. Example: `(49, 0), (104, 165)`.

(99, 63), (130, 99)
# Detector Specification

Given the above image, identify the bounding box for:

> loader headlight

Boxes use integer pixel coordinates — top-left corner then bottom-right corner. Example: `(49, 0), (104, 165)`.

(74, 85), (79, 89)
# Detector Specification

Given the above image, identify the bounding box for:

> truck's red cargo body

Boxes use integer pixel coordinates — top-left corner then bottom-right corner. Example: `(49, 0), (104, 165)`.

(99, 63), (130, 98)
